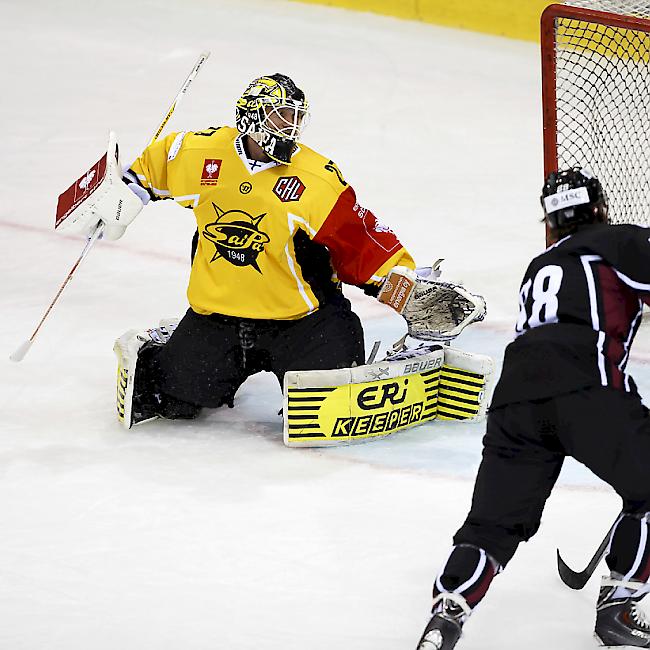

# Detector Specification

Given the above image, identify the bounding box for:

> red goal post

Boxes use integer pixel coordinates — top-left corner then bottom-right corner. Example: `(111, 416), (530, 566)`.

(541, 3), (650, 235)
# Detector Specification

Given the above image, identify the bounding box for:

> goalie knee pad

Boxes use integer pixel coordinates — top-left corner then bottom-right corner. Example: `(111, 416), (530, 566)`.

(113, 320), (179, 429)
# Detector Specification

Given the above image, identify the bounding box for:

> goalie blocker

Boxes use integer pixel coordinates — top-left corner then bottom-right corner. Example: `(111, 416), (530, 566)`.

(283, 344), (495, 447)
(55, 131), (143, 240)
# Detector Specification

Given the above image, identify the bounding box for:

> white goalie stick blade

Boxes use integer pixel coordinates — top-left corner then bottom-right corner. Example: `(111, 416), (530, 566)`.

(282, 344), (494, 447)
(283, 347), (445, 447)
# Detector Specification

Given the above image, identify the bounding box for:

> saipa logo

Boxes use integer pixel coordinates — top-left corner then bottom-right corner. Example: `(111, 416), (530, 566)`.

(202, 203), (270, 272)
(78, 170), (96, 191)
(273, 176), (306, 203)
(201, 159), (222, 186)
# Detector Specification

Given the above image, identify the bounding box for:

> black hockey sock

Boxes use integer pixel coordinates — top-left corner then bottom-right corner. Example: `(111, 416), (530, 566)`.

(433, 544), (500, 611)
(606, 513), (650, 583)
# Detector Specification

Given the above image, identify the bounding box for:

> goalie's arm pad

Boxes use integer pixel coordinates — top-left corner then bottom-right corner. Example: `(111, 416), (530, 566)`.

(56, 131), (144, 241)
(377, 266), (487, 341)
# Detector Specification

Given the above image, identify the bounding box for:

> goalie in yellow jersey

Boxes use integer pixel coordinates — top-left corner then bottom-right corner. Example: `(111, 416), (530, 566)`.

(109, 73), (486, 429)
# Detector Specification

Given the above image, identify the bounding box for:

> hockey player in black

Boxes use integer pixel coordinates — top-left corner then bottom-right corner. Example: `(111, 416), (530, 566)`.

(415, 168), (650, 649)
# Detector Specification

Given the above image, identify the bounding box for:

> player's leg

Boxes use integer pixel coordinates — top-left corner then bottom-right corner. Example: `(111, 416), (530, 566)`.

(555, 387), (650, 647)
(265, 297), (365, 379)
(595, 512), (650, 647)
(157, 310), (252, 408)
(114, 320), (202, 428)
(416, 400), (565, 649)
(417, 544), (500, 650)
(114, 310), (249, 428)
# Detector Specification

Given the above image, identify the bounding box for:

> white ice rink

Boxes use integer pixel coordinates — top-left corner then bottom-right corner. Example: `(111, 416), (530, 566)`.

(2, 0), (650, 648)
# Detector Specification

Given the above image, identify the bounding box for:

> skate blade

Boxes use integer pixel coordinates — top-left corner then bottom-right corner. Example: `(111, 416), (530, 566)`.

(593, 631), (644, 648)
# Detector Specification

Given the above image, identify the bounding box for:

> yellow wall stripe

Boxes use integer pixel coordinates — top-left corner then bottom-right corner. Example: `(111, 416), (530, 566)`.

(291, 0), (557, 41)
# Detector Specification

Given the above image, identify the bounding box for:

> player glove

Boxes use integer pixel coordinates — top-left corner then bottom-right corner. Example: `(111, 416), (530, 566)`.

(378, 265), (486, 341)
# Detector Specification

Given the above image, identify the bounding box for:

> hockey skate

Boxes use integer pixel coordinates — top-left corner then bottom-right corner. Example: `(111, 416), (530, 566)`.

(595, 576), (650, 648)
(416, 593), (470, 650)
(113, 320), (178, 429)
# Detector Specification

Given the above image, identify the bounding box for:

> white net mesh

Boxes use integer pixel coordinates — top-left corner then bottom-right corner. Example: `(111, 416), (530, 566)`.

(564, 1), (650, 19)
(548, 5), (650, 224)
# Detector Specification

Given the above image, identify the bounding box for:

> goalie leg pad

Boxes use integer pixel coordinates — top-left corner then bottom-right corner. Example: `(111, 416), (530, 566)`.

(283, 343), (495, 447)
(283, 347), (446, 447)
(114, 320), (181, 429)
(437, 347), (495, 421)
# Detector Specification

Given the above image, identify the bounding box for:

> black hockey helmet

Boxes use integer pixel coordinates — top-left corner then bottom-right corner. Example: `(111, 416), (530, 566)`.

(235, 73), (310, 164)
(541, 167), (608, 230)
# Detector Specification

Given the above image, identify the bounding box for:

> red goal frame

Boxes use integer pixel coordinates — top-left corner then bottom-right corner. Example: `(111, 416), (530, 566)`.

(541, 4), (650, 242)
(541, 3), (650, 177)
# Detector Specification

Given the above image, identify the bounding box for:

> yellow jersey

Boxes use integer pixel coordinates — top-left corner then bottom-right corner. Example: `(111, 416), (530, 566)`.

(126, 126), (415, 320)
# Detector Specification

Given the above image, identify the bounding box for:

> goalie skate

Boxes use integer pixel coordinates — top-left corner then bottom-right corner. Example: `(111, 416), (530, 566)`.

(113, 319), (178, 429)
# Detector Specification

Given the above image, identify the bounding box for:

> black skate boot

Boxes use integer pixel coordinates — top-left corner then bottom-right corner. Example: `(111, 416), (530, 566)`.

(595, 575), (650, 647)
(416, 593), (470, 650)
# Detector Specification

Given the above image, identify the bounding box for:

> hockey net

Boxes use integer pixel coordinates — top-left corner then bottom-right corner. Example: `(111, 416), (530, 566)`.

(564, 1), (650, 19)
(542, 3), (650, 225)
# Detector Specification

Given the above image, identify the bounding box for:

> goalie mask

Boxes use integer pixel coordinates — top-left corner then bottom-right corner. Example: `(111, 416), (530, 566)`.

(541, 167), (608, 230)
(235, 73), (310, 164)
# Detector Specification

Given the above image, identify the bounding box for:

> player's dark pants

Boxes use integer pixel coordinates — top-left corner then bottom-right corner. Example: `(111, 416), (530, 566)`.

(139, 297), (365, 417)
(457, 386), (650, 565)
(434, 386), (650, 607)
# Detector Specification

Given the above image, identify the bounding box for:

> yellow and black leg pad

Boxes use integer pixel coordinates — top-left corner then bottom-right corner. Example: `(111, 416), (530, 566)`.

(282, 345), (494, 447)
(437, 347), (495, 421)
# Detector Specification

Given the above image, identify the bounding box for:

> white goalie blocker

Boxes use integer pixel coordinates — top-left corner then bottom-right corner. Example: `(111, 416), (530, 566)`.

(283, 343), (495, 447)
(55, 131), (143, 240)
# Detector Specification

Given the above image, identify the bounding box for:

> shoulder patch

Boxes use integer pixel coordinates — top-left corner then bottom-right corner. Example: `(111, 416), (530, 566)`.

(273, 176), (306, 202)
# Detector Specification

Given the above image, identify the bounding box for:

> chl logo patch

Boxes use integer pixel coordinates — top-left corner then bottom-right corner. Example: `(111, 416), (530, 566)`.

(273, 176), (305, 203)
(201, 159), (222, 186)
(202, 203), (270, 272)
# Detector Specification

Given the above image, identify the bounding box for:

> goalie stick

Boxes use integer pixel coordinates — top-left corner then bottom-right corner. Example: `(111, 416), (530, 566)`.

(9, 51), (210, 363)
(556, 512), (621, 589)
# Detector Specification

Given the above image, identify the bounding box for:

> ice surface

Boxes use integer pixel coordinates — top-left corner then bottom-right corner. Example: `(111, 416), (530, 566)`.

(1, 0), (649, 648)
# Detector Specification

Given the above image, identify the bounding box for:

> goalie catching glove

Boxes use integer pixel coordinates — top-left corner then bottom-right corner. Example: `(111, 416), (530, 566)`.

(55, 131), (144, 240)
(378, 265), (486, 341)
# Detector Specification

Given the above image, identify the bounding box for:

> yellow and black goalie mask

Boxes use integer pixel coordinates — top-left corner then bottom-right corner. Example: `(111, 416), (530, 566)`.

(235, 73), (310, 164)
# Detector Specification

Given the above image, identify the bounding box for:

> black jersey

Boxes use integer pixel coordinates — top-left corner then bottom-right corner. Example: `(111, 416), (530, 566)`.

(491, 224), (650, 408)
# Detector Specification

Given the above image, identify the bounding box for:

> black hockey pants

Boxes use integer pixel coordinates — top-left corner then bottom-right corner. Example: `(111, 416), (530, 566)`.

(139, 299), (365, 415)
(456, 386), (650, 568)
(433, 386), (650, 610)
